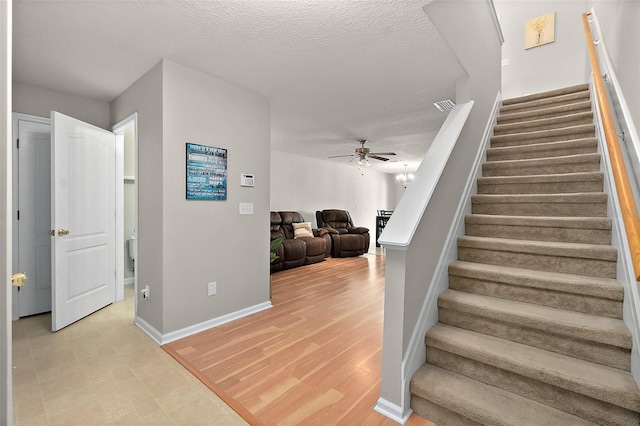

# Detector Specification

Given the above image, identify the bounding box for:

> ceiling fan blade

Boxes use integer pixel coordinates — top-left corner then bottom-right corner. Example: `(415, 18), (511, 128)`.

(369, 155), (391, 161)
(328, 154), (356, 158)
(369, 152), (396, 156)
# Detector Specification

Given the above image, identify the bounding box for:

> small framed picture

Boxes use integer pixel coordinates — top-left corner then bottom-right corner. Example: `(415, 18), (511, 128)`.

(186, 143), (227, 200)
(525, 12), (555, 49)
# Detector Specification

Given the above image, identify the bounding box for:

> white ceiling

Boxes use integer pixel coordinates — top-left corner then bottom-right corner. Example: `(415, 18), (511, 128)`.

(13, 0), (467, 174)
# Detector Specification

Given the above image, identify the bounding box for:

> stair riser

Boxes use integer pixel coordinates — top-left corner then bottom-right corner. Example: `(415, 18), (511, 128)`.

(457, 246), (616, 278)
(471, 202), (608, 217)
(449, 275), (623, 319)
(486, 144), (597, 161)
(465, 222), (611, 245)
(500, 92), (591, 114)
(491, 128), (596, 148)
(438, 308), (630, 370)
(482, 160), (600, 177)
(493, 117), (594, 136)
(411, 396), (481, 426)
(425, 348), (638, 425)
(478, 180), (603, 194)
(498, 102), (591, 125)
(502, 84), (590, 106)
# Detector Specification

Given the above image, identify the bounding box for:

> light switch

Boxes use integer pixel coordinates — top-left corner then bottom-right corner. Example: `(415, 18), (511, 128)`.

(239, 203), (254, 215)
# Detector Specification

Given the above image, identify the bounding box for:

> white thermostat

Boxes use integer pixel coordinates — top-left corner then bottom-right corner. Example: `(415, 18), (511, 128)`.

(240, 173), (255, 187)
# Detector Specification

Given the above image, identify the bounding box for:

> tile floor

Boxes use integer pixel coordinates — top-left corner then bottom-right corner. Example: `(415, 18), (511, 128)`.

(12, 285), (247, 425)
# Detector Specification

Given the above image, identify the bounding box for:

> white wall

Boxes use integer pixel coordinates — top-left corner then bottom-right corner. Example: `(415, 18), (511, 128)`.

(494, 1), (589, 99)
(1, 0), (11, 422)
(13, 81), (110, 129)
(588, 0), (640, 131)
(270, 151), (397, 241)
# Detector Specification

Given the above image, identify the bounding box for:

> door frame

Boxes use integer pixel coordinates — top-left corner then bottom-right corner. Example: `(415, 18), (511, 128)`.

(112, 113), (137, 312)
(11, 113), (50, 321)
(11, 112), (135, 319)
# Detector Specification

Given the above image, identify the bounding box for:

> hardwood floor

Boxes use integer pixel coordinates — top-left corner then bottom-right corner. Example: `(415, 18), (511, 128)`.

(163, 253), (435, 426)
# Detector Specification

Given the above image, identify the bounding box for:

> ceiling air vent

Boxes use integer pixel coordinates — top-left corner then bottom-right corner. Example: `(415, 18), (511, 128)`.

(433, 99), (455, 112)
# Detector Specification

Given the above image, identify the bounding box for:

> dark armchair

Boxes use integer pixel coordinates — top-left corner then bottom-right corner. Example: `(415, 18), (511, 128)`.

(270, 211), (331, 273)
(315, 209), (370, 257)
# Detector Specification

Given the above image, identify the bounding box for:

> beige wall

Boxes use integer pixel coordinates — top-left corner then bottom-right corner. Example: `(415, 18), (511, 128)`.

(270, 150), (396, 240)
(161, 59), (271, 333)
(13, 81), (110, 128)
(111, 62), (165, 332)
(112, 59), (271, 335)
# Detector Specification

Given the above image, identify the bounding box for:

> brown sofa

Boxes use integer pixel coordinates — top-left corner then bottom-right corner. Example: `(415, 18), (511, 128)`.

(316, 209), (370, 257)
(270, 211), (331, 273)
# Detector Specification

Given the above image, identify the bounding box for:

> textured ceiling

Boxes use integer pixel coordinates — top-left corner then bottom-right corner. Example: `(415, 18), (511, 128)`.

(13, 0), (466, 174)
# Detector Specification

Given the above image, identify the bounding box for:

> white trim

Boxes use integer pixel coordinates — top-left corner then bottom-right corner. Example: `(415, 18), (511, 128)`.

(398, 92), (502, 414)
(11, 113), (50, 321)
(591, 78), (640, 386)
(487, 0), (505, 45)
(112, 113), (138, 313)
(135, 301), (273, 346)
(374, 397), (411, 425)
(379, 101), (474, 249)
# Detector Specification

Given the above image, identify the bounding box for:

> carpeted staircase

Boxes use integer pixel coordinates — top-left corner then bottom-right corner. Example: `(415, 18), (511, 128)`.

(410, 83), (640, 425)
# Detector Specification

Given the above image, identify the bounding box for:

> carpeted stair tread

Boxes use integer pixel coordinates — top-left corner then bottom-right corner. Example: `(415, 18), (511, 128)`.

(465, 214), (611, 230)
(497, 100), (592, 125)
(490, 124), (595, 148)
(425, 324), (640, 412)
(449, 260), (623, 301)
(472, 192), (607, 204)
(493, 111), (594, 136)
(478, 172), (602, 187)
(411, 365), (598, 426)
(438, 289), (631, 349)
(457, 235), (617, 278)
(464, 214), (611, 244)
(482, 153), (601, 177)
(477, 172), (604, 194)
(486, 137), (598, 161)
(502, 83), (590, 106)
(458, 236), (617, 261)
(500, 90), (591, 114)
(471, 192), (609, 219)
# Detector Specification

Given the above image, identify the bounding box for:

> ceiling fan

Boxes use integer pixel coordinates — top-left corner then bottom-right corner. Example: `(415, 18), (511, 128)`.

(328, 139), (396, 165)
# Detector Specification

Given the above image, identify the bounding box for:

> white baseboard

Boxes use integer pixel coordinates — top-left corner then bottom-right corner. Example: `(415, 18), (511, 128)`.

(374, 398), (411, 425)
(135, 301), (273, 345)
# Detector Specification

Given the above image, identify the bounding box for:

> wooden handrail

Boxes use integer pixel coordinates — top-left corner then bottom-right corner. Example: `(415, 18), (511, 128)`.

(583, 12), (640, 280)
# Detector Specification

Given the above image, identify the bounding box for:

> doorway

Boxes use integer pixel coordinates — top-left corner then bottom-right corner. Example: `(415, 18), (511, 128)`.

(11, 112), (138, 324)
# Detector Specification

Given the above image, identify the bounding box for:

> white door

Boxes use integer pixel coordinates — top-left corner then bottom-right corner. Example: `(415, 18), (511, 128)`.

(17, 120), (52, 317)
(51, 112), (116, 331)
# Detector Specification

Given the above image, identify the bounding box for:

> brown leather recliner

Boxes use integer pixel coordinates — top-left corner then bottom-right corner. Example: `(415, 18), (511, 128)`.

(270, 211), (331, 273)
(315, 209), (370, 257)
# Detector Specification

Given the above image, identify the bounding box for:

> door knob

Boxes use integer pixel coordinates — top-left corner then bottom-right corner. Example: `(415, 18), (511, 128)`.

(57, 229), (69, 236)
(12, 272), (27, 287)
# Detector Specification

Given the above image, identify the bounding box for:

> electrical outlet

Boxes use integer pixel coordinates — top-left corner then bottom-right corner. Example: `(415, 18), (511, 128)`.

(208, 281), (217, 296)
(140, 285), (150, 300)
